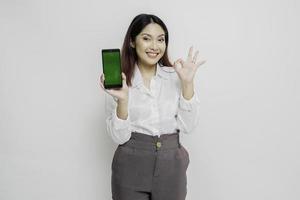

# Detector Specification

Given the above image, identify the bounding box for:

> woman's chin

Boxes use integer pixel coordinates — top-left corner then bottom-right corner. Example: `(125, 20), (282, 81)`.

(146, 57), (162, 64)
(141, 59), (158, 66)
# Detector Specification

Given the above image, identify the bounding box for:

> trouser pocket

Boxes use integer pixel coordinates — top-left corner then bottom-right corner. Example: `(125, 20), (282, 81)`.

(175, 145), (190, 170)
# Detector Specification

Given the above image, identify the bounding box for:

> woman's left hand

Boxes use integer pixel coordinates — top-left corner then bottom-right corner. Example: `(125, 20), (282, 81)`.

(173, 46), (206, 84)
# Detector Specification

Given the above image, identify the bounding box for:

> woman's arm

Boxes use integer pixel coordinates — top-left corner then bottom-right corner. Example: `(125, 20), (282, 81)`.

(172, 46), (205, 134)
(176, 81), (201, 134)
(105, 94), (131, 144)
(100, 72), (131, 144)
(116, 99), (128, 120)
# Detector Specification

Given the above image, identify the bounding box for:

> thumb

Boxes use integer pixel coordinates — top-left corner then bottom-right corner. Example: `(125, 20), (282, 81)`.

(121, 72), (127, 86)
(173, 59), (182, 72)
(179, 59), (184, 66)
(121, 72), (126, 79)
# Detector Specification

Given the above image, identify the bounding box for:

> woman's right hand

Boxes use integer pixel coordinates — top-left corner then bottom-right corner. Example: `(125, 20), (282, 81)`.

(99, 72), (129, 101)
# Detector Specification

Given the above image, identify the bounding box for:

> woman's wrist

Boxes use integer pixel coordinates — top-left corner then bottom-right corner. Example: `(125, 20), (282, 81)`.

(181, 81), (194, 100)
(116, 97), (129, 120)
(117, 97), (128, 104)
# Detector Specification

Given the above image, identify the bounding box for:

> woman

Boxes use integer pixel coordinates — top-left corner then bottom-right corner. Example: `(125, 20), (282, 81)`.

(100, 13), (205, 200)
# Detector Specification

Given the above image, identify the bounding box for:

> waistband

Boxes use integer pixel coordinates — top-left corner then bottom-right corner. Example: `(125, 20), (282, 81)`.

(119, 131), (182, 151)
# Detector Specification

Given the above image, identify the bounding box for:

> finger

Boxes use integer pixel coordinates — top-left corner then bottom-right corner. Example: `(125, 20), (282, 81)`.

(121, 72), (127, 87)
(173, 59), (182, 72)
(179, 59), (185, 66)
(106, 88), (120, 98)
(196, 59), (206, 68)
(106, 89), (114, 96)
(121, 72), (126, 80)
(100, 73), (105, 83)
(99, 79), (105, 90)
(99, 74), (105, 88)
(187, 46), (193, 62)
(193, 50), (199, 63)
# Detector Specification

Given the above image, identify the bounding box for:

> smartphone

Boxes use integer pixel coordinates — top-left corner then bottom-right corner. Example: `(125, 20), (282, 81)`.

(101, 48), (122, 89)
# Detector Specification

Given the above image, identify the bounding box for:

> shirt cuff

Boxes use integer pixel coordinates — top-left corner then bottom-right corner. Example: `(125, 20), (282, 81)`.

(112, 107), (130, 130)
(179, 91), (200, 112)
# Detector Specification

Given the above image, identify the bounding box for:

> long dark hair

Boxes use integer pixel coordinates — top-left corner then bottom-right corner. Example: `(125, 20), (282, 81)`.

(121, 13), (173, 87)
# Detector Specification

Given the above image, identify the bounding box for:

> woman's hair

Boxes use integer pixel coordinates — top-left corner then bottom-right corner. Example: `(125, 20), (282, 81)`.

(121, 13), (173, 87)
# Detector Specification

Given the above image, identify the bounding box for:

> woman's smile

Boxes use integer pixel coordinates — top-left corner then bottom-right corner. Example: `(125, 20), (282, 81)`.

(146, 52), (159, 58)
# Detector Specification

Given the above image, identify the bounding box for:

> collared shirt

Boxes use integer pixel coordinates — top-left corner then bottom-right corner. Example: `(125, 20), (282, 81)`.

(105, 62), (200, 145)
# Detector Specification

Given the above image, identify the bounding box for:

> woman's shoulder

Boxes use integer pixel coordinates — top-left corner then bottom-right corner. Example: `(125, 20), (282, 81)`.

(158, 64), (181, 90)
(158, 64), (178, 80)
(160, 65), (175, 72)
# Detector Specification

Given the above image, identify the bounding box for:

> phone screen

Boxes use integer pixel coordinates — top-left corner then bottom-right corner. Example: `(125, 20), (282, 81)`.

(102, 49), (122, 89)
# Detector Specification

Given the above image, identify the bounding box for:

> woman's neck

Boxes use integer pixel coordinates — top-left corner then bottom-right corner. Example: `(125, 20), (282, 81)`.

(137, 61), (157, 79)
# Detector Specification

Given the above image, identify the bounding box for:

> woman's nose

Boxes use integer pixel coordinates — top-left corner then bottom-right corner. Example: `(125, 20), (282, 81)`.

(150, 41), (158, 50)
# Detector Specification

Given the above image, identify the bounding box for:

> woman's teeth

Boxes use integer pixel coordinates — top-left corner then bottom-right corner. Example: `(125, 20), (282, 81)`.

(147, 52), (159, 58)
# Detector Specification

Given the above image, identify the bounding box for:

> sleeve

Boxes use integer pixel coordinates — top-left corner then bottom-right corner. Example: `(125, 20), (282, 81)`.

(176, 85), (201, 134)
(105, 93), (132, 144)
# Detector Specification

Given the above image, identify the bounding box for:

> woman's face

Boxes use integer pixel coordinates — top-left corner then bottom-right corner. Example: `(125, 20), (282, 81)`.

(131, 23), (166, 68)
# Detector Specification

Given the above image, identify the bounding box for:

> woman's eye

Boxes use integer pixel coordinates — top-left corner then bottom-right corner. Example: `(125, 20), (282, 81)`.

(143, 37), (150, 41)
(159, 38), (165, 42)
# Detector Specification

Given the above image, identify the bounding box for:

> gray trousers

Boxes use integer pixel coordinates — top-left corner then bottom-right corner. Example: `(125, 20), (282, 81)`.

(111, 131), (190, 200)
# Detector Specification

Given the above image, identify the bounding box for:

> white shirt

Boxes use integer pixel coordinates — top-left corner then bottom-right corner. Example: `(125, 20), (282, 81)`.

(105, 62), (200, 145)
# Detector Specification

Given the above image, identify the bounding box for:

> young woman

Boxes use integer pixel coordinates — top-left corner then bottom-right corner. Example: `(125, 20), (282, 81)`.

(100, 13), (205, 200)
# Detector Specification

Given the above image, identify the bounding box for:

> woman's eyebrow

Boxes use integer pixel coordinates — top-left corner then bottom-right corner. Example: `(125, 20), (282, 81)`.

(141, 33), (165, 37)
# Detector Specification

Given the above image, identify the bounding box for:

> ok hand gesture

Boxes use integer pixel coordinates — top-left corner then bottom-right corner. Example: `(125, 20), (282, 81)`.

(173, 46), (206, 84)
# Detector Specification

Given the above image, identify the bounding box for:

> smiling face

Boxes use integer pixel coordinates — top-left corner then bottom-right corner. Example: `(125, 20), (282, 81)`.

(130, 23), (166, 68)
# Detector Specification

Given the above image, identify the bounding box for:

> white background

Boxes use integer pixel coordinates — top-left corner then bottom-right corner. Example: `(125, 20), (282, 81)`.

(1, 0), (299, 199)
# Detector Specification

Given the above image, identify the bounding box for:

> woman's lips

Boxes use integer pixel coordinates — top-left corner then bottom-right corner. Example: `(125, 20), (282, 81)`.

(146, 52), (159, 58)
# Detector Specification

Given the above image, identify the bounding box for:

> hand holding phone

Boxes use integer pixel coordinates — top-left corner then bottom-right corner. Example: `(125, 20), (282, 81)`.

(99, 72), (129, 101)
(100, 48), (128, 101)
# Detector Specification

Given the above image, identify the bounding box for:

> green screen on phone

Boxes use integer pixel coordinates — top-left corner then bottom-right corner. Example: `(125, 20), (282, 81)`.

(102, 49), (122, 89)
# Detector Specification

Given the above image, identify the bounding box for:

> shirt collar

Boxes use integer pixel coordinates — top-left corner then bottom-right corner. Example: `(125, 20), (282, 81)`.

(131, 62), (168, 88)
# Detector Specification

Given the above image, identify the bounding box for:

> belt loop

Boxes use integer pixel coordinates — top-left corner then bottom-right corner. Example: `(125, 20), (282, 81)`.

(177, 132), (182, 148)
